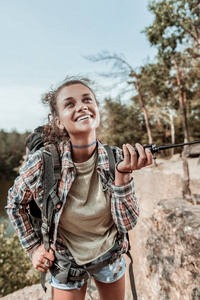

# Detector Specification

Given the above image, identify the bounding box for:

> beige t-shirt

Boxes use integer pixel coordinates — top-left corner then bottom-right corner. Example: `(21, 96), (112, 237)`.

(58, 150), (117, 265)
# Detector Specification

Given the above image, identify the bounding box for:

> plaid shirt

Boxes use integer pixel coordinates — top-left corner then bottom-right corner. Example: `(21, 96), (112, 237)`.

(6, 140), (139, 260)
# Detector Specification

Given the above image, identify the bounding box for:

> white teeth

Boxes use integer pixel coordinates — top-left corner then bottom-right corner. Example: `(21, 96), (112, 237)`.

(77, 115), (91, 122)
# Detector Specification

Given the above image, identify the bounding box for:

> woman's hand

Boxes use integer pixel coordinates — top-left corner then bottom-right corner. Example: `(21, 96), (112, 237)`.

(117, 143), (153, 172)
(30, 244), (55, 272)
(115, 143), (153, 186)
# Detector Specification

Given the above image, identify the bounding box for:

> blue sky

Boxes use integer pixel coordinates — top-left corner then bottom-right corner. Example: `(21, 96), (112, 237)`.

(0, 0), (157, 133)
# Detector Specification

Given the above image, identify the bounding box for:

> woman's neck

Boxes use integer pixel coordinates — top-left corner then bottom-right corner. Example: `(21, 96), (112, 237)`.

(70, 135), (97, 163)
(71, 144), (97, 163)
(71, 139), (97, 149)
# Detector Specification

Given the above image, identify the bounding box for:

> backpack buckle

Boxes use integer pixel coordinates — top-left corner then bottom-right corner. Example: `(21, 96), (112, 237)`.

(41, 222), (50, 234)
(49, 189), (62, 211)
(56, 202), (62, 211)
(70, 268), (84, 277)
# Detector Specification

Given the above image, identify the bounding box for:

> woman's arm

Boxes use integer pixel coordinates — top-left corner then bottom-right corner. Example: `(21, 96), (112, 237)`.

(111, 143), (153, 233)
(5, 151), (43, 251)
(111, 178), (139, 233)
(115, 143), (153, 186)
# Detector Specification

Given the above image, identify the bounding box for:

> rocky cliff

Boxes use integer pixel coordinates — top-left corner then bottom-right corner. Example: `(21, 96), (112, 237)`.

(146, 198), (200, 300)
(129, 156), (200, 300)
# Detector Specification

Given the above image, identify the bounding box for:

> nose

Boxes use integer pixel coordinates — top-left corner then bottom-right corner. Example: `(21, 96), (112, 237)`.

(75, 104), (88, 112)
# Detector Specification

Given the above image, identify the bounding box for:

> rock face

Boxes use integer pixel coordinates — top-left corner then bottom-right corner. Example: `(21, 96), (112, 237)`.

(146, 199), (200, 300)
(129, 156), (200, 300)
(188, 144), (200, 157)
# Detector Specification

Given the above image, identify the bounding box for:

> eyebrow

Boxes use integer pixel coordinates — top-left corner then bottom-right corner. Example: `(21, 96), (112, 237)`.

(82, 93), (92, 97)
(62, 93), (93, 102)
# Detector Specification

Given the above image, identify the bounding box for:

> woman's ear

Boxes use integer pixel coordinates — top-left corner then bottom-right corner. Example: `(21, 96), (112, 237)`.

(55, 117), (65, 130)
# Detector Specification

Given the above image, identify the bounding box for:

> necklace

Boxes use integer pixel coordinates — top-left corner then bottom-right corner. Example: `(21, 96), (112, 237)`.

(71, 140), (97, 149)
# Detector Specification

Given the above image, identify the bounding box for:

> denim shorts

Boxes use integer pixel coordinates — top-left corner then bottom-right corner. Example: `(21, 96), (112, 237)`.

(49, 250), (126, 290)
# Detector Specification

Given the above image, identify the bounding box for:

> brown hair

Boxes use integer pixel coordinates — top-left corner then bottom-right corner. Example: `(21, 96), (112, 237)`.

(41, 76), (97, 144)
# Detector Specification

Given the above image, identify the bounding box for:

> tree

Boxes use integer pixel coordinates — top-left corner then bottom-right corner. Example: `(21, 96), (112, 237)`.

(99, 97), (146, 147)
(86, 52), (153, 144)
(144, 0), (200, 143)
(144, 0), (200, 58)
(187, 59), (200, 140)
(0, 130), (30, 180)
(0, 222), (40, 296)
(144, 0), (200, 202)
(129, 59), (179, 148)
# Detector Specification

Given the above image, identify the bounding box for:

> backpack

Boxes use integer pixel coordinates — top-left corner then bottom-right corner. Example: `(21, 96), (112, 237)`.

(25, 126), (138, 300)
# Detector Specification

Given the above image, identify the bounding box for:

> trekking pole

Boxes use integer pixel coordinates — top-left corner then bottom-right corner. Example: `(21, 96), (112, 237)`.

(133, 140), (200, 158)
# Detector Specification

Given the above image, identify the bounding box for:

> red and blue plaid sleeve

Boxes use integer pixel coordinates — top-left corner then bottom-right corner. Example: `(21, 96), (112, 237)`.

(111, 178), (140, 233)
(107, 145), (140, 233)
(98, 143), (140, 233)
(5, 150), (43, 250)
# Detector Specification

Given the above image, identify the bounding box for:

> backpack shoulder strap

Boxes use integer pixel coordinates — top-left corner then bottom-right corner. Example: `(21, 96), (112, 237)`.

(41, 144), (62, 251)
(44, 144), (61, 182)
(40, 144), (62, 292)
(103, 144), (116, 178)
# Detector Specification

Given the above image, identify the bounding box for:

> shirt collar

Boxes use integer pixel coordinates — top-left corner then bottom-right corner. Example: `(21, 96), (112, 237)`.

(96, 140), (110, 173)
(58, 139), (110, 172)
(58, 139), (74, 168)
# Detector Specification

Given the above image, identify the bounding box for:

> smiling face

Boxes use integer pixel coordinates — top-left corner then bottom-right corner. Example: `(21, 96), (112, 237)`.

(55, 84), (100, 142)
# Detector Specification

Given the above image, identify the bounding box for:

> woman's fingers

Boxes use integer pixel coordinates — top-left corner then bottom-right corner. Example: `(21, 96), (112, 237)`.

(125, 144), (137, 169)
(126, 143), (148, 170)
(43, 258), (53, 267)
(117, 143), (153, 172)
(31, 244), (55, 271)
(144, 148), (153, 165)
(38, 258), (53, 271)
(122, 144), (130, 162)
(135, 143), (150, 169)
(35, 263), (49, 272)
(116, 144), (137, 173)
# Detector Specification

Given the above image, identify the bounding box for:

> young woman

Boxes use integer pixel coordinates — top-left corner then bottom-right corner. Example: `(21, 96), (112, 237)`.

(6, 77), (153, 300)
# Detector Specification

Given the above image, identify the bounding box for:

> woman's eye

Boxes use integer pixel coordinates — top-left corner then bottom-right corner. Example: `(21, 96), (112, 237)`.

(83, 98), (92, 102)
(64, 102), (73, 108)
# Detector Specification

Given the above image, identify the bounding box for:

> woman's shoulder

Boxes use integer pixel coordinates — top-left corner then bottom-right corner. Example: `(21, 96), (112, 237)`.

(57, 139), (71, 154)
(11, 149), (44, 190)
(20, 149), (43, 175)
(25, 148), (43, 162)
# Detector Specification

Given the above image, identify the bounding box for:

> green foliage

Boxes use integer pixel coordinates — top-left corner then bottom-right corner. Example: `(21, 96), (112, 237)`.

(0, 130), (30, 180)
(0, 222), (40, 297)
(145, 0), (200, 58)
(99, 90), (199, 153)
(143, 0), (200, 143)
(131, 57), (193, 142)
(87, 1), (200, 148)
(99, 98), (148, 147)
